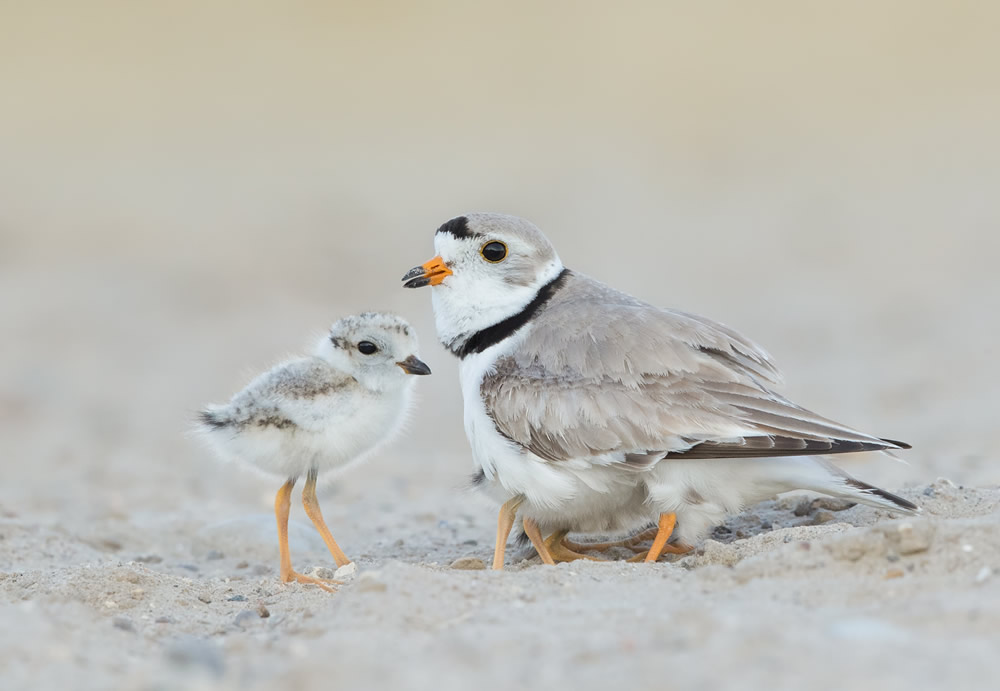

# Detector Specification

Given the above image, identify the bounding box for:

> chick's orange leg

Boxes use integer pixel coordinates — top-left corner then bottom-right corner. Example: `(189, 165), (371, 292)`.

(274, 479), (338, 592)
(493, 496), (524, 570)
(302, 469), (352, 568)
(562, 526), (660, 553)
(544, 530), (605, 562)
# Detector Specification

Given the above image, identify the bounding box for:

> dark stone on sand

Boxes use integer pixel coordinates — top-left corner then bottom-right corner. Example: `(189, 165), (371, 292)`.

(112, 616), (135, 632)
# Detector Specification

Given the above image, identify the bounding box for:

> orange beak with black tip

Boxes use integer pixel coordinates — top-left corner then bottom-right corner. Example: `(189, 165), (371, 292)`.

(402, 256), (452, 288)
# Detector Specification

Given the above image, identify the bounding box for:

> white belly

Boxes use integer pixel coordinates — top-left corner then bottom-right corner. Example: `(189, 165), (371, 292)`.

(218, 388), (409, 480)
(460, 340), (651, 536)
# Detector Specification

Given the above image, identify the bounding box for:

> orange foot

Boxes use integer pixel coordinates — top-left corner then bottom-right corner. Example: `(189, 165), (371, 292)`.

(281, 570), (343, 592)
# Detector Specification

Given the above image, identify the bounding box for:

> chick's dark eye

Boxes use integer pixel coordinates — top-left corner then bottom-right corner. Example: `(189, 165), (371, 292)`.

(480, 241), (508, 263)
(357, 341), (378, 355)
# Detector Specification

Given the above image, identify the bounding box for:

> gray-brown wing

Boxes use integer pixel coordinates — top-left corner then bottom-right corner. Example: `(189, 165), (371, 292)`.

(202, 358), (357, 433)
(481, 273), (907, 465)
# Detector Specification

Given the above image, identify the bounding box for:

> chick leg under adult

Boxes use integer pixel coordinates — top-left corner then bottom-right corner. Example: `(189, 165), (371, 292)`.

(274, 479), (340, 592)
(492, 496), (524, 570)
(627, 513), (694, 562)
(542, 530), (606, 562)
(561, 526), (660, 554)
(301, 468), (352, 568)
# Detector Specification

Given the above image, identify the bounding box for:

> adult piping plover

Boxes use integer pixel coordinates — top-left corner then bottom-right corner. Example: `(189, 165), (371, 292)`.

(403, 213), (916, 569)
(198, 313), (430, 590)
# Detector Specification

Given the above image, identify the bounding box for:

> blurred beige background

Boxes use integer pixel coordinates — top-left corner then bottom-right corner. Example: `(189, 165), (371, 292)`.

(1, 0), (998, 520)
(2, 3), (1000, 690)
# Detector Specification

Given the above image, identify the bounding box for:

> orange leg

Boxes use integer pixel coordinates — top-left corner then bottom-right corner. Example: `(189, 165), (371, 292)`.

(523, 517), (556, 566)
(301, 469), (352, 568)
(544, 530), (605, 562)
(563, 525), (659, 553)
(627, 513), (694, 562)
(274, 479), (339, 592)
(493, 496), (524, 570)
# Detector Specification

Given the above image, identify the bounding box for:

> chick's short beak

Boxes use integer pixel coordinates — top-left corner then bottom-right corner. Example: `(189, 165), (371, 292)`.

(396, 354), (432, 376)
(402, 256), (452, 288)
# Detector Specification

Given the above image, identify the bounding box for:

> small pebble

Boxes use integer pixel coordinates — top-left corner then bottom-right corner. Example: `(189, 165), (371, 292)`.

(134, 555), (163, 564)
(206, 550), (225, 561)
(112, 616), (136, 632)
(155, 616), (173, 624)
(235, 561), (249, 569)
(197, 593), (212, 604)
(227, 595), (247, 602)
(256, 603), (270, 618)
(810, 497), (857, 512)
(812, 510), (837, 525)
(450, 556), (487, 570)
(334, 562), (358, 580)
(759, 521), (772, 530)
(884, 568), (904, 580)
(312, 566), (337, 579)
(793, 500), (813, 517)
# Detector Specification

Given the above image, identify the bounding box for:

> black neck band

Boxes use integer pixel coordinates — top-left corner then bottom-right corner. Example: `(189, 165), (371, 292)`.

(453, 268), (571, 359)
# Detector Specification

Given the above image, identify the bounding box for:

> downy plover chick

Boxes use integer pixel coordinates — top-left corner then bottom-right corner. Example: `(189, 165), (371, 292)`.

(198, 312), (430, 590)
(403, 213), (915, 569)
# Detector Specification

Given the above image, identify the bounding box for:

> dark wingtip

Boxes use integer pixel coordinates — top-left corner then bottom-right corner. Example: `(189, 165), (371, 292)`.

(880, 438), (912, 450)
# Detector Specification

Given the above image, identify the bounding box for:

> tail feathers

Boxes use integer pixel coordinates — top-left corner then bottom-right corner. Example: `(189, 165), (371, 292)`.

(840, 477), (919, 514)
(197, 408), (231, 430)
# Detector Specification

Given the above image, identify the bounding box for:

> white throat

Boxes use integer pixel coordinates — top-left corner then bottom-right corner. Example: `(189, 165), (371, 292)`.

(431, 258), (564, 355)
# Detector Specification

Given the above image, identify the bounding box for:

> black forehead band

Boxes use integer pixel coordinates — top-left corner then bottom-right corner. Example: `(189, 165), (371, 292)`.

(435, 216), (483, 239)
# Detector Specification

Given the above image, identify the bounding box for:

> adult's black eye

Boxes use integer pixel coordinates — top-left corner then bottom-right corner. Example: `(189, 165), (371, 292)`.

(480, 241), (508, 263)
(357, 341), (378, 355)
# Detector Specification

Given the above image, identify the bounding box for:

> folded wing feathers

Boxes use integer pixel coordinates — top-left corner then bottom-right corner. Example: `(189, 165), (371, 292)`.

(482, 273), (907, 465)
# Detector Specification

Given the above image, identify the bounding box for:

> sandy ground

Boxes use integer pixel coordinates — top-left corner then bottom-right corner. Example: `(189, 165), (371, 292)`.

(3, 2), (1000, 690)
(2, 236), (998, 691)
